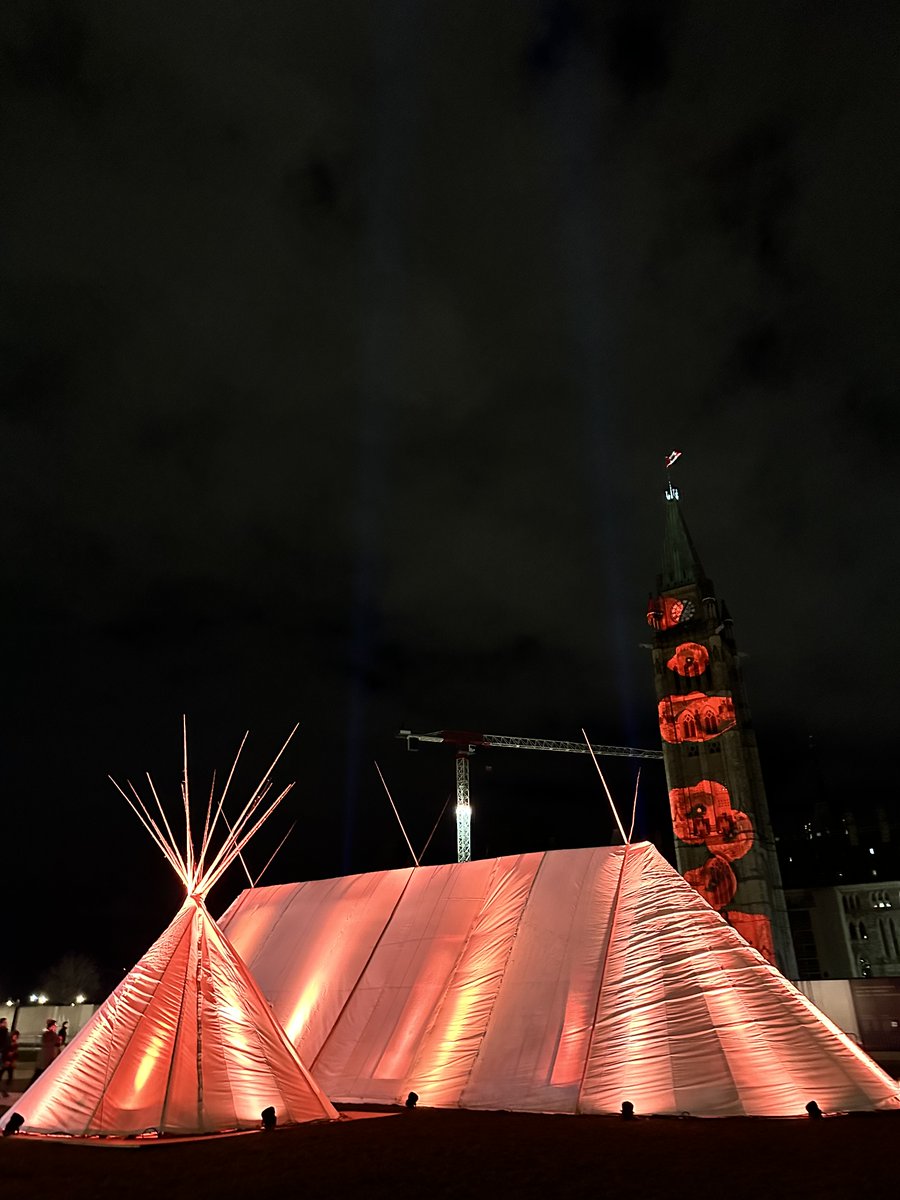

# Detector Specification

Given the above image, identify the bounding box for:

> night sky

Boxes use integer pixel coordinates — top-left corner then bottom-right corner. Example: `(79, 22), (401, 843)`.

(3, 2), (899, 996)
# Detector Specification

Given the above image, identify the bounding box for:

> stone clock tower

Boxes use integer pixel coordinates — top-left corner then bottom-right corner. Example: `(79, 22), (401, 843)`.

(647, 483), (797, 976)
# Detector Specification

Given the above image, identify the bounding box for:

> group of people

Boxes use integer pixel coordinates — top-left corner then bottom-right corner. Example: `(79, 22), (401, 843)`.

(0, 1016), (69, 1096)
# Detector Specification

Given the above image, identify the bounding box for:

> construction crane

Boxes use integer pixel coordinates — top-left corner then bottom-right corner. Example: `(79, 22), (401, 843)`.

(397, 729), (663, 863)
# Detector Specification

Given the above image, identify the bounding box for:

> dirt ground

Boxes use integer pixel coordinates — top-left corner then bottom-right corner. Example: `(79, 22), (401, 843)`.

(1, 1106), (898, 1200)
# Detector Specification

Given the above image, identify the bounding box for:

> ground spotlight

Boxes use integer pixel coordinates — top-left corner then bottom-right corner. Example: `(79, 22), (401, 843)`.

(621, 1101), (634, 1120)
(405, 1091), (418, 1109)
(261, 1106), (277, 1130)
(3, 1113), (24, 1137)
(805, 1100), (823, 1119)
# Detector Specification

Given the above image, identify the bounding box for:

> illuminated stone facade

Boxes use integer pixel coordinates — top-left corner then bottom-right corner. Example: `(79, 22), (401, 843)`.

(787, 882), (900, 979)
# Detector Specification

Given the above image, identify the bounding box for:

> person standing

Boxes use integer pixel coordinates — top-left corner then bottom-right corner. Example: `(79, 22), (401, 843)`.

(32, 1018), (61, 1081)
(58, 1020), (69, 1046)
(1, 1029), (18, 1096)
(0, 1017), (9, 1062)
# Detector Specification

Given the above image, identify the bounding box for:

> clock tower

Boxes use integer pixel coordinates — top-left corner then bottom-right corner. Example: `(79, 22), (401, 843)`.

(647, 483), (797, 976)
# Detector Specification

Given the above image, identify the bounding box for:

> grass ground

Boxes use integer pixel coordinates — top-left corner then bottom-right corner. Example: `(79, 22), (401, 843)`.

(1, 1106), (898, 1200)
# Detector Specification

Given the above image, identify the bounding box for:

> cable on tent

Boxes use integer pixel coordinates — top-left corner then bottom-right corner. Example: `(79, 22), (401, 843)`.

(375, 761), (420, 867)
(628, 769), (641, 844)
(417, 791), (453, 863)
(581, 728), (629, 845)
(254, 820), (298, 887)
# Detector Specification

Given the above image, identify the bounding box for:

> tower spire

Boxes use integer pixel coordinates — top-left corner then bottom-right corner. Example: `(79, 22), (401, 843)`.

(660, 488), (712, 594)
(658, 451), (712, 594)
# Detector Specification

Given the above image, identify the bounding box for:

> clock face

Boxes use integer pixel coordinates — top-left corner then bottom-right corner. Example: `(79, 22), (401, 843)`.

(647, 595), (697, 630)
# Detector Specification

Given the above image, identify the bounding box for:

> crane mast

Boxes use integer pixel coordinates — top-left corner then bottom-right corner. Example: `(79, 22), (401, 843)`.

(398, 729), (663, 863)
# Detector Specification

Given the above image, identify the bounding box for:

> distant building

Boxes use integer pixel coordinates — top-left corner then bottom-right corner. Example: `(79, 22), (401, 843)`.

(646, 483), (797, 976)
(787, 881), (900, 979)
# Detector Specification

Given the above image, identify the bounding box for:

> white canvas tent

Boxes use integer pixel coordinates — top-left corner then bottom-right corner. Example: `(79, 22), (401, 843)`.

(219, 842), (900, 1118)
(0, 727), (337, 1138)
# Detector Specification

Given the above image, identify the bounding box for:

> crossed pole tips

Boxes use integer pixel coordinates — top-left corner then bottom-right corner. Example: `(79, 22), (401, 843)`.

(109, 720), (300, 900)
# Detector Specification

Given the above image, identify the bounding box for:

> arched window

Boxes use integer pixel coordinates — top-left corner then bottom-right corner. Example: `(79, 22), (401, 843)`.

(681, 714), (697, 741)
(703, 711), (718, 736)
(890, 918), (900, 960)
(849, 921), (858, 941)
(859, 921), (868, 940)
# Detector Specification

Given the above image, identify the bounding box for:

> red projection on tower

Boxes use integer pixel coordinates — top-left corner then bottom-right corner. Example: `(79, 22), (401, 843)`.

(647, 477), (795, 975)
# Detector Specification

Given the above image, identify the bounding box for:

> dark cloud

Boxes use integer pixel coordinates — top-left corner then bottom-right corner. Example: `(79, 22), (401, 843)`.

(3, 1), (89, 99)
(603, 0), (680, 101)
(526, 1), (586, 80)
(703, 120), (796, 268)
(1, 2), (898, 993)
(724, 319), (794, 388)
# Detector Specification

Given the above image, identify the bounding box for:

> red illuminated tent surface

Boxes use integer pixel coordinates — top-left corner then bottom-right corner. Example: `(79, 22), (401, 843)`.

(0, 726), (337, 1138)
(219, 843), (900, 1119)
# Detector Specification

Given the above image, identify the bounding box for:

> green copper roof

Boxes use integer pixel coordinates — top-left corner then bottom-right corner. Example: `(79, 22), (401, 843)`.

(659, 490), (713, 593)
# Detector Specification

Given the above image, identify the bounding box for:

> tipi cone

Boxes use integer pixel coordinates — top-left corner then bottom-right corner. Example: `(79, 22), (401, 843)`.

(1, 724), (338, 1137)
(2, 898), (336, 1136)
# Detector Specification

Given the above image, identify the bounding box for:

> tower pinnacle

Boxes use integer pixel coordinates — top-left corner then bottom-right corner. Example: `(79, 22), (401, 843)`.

(659, 486), (713, 595)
